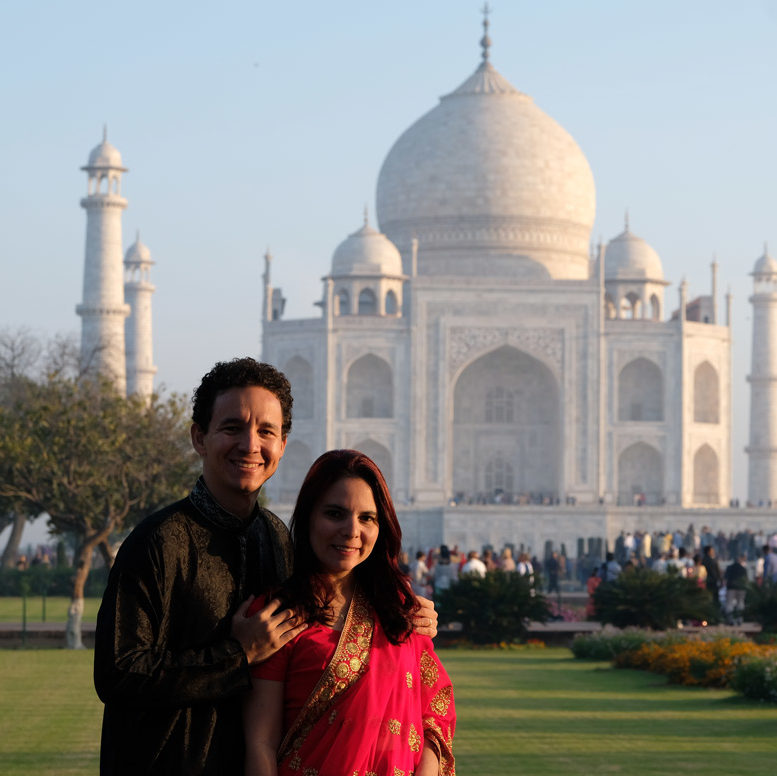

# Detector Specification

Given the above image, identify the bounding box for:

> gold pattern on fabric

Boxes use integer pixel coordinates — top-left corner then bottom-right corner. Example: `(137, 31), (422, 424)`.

(388, 718), (401, 735)
(394, 768), (405, 776)
(430, 685), (453, 716)
(405, 671), (413, 688)
(408, 723), (421, 752)
(423, 716), (455, 776)
(278, 588), (374, 764)
(289, 754), (301, 771)
(420, 651), (438, 687)
(366, 772), (377, 776)
(303, 769), (318, 776)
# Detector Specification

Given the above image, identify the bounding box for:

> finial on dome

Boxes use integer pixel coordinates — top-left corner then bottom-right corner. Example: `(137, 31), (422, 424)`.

(363, 204), (369, 227)
(480, 3), (492, 64)
(103, 124), (108, 143)
(624, 209), (630, 232)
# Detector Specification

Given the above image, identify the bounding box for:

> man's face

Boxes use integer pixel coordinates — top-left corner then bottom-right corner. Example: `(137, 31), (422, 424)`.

(191, 386), (287, 517)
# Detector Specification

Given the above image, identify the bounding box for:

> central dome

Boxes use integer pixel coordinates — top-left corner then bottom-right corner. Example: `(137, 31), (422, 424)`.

(376, 59), (596, 279)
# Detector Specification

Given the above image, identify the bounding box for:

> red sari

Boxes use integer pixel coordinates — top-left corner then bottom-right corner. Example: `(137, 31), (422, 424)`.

(251, 589), (455, 775)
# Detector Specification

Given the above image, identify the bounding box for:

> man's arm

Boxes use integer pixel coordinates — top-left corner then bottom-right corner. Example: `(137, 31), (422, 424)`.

(243, 678), (283, 776)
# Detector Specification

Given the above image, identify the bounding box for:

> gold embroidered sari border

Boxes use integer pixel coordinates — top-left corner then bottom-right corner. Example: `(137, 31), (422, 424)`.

(278, 588), (374, 762)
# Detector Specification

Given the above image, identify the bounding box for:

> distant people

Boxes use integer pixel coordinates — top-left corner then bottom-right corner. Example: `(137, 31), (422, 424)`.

(410, 550), (430, 597)
(482, 548), (497, 572)
(688, 554), (708, 588)
(433, 544), (458, 597)
(516, 552), (535, 586)
(765, 545), (777, 584)
(586, 568), (601, 619)
(546, 551), (560, 594)
(598, 552), (621, 582)
(702, 546), (722, 606)
(724, 555), (748, 625)
(461, 550), (487, 578)
(499, 547), (516, 573)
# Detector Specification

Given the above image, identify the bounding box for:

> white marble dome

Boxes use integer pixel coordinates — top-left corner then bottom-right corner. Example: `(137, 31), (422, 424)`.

(86, 138), (125, 170)
(376, 58), (596, 279)
(604, 227), (664, 280)
(331, 218), (403, 277)
(124, 235), (152, 265)
(753, 249), (777, 276)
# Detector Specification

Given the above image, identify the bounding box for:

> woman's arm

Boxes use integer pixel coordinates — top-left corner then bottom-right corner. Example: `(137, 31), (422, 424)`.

(243, 678), (284, 776)
(416, 740), (441, 776)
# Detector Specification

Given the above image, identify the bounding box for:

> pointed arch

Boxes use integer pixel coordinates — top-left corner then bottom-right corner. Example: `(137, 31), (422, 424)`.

(346, 354), (393, 418)
(283, 355), (313, 419)
(353, 439), (393, 489)
(336, 288), (350, 316)
(618, 442), (663, 505)
(277, 439), (314, 503)
(693, 444), (719, 504)
(618, 358), (663, 421)
(453, 345), (560, 501)
(358, 288), (377, 315)
(385, 289), (398, 315)
(694, 361), (719, 423)
(650, 294), (661, 320)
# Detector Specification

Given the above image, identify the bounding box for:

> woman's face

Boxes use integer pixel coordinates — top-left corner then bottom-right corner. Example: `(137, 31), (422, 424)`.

(309, 476), (380, 581)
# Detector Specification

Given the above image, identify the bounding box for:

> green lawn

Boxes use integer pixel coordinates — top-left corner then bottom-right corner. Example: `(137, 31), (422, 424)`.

(0, 596), (101, 623)
(1, 648), (776, 775)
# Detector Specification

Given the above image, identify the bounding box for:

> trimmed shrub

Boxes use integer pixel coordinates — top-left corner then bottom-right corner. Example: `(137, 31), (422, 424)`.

(731, 655), (777, 702)
(593, 567), (718, 630)
(745, 581), (777, 634)
(571, 629), (661, 660)
(0, 567), (109, 597)
(437, 569), (550, 644)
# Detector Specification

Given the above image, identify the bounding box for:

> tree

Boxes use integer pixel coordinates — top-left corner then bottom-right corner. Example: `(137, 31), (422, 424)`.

(437, 570), (550, 644)
(0, 371), (198, 647)
(593, 567), (718, 630)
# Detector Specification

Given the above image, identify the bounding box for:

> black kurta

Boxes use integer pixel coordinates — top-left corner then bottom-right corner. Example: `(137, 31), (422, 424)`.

(94, 478), (293, 775)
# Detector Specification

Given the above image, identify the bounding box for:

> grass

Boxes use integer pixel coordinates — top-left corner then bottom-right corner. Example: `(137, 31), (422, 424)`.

(0, 597), (101, 623)
(1, 648), (776, 774)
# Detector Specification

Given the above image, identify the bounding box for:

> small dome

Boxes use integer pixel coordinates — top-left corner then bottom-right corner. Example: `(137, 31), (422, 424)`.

(124, 235), (152, 265)
(331, 218), (403, 277)
(753, 247), (777, 276)
(604, 227), (664, 281)
(85, 134), (125, 170)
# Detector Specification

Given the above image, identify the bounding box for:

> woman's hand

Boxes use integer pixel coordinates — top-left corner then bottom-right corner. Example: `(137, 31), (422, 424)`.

(412, 595), (438, 638)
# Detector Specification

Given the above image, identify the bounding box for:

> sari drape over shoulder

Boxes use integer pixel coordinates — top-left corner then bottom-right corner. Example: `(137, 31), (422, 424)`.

(252, 589), (455, 776)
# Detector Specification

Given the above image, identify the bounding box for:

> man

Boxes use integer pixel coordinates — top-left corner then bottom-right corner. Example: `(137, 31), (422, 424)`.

(724, 554), (748, 625)
(598, 551), (621, 582)
(410, 549), (430, 596)
(94, 358), (438, 774)
(460, 550), (487, 578)
(764, 545), (777, 584)
(702, 545), (722, 607)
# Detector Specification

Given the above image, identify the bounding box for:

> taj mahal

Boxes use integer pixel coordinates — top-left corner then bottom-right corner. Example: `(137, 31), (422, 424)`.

(76, 19), (777, 555)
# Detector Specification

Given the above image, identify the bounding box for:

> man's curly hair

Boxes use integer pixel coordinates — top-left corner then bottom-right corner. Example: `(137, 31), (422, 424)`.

(191, 358), (293, 437)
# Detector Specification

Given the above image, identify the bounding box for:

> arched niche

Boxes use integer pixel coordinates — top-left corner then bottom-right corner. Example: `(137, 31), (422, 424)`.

(618, 357), (663, 421)
(385, 289), (398, 315)
(336, 288), (350, 316)
(693, 444), (719, 504)
(277, 439), (314, 503)
(283, 355), (313, 419)
(650, 294), (661, 321)
(346, 354), (393, 418)
(485, 453), (514, 495)
(353, 439), (393, 489)
(358, 288), (377, 315)
(604, 293), (616, 319)
(694, 361), (719, 424)
(453, 345), (560, 502)
(618, 442), (663, 505)
(620, 292), (642, 320)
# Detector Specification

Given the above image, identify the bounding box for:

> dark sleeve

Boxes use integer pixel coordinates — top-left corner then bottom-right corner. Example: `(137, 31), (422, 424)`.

(94, 519), (252, 708)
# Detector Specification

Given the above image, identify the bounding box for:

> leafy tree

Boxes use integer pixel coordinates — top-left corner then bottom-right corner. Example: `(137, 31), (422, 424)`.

(593, 567), (718, 630)
(0, 371), (198, 647)
(437, 570), (550, 644)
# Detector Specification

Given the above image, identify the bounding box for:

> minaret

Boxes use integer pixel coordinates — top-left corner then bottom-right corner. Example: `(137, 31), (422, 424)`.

(747, 244), (777, 504)
(124, 232), (157, 399)
(76, 129), (130, 393)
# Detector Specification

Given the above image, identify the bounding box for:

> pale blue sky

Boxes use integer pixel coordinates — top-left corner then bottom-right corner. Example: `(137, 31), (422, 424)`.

(2, 0), (776, 542)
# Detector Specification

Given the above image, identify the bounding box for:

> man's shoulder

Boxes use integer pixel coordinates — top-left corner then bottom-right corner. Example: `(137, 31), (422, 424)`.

(115, 496), (196, 558)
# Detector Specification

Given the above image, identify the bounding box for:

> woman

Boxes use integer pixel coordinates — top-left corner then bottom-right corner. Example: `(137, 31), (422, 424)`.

(243, 450), (455, 776)
(432, 544), (458, 597)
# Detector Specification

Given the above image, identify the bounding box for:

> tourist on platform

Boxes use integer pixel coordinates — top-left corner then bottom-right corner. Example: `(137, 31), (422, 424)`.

(499, 547), (516, 573)
(410, 551), (431, 597)
(724, 555), (748, 625)
(433, 544), (459, 597)
(461, 550), (487, 578)
(598, 552), (621, 582)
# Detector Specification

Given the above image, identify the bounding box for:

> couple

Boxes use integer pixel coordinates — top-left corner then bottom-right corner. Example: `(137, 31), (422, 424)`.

(94, 358), (454, 776)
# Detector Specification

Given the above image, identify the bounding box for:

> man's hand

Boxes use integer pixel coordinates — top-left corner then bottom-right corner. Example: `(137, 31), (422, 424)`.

(412, 595), (438, 638)
(231, 596), (307, 665)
